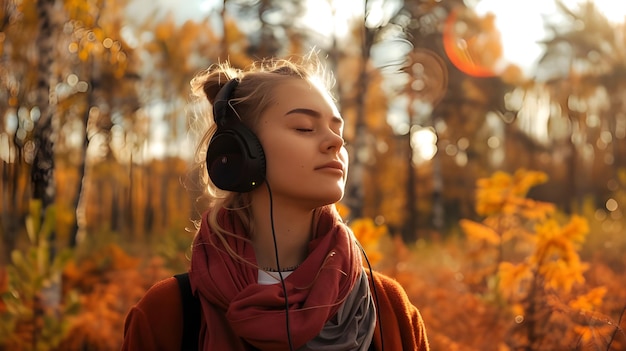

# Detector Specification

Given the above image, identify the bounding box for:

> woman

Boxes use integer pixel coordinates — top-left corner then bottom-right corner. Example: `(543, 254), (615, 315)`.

(122, 54), (429, 351)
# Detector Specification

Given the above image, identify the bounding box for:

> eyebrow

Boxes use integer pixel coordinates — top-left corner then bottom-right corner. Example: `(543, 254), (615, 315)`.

(285, 108), (344, 126)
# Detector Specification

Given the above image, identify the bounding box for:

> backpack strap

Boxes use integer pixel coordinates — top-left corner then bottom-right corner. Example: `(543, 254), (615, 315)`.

(174, 273), (201, 351)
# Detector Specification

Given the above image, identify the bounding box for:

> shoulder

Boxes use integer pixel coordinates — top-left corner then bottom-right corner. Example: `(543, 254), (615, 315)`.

(367, 271), (430, 351)
(134, 276), (185, 330)
(366, 270), (417, 319)
(369, 271), (412, 302)
(138, 277), (183, 309)
(122, 277), (184, 351)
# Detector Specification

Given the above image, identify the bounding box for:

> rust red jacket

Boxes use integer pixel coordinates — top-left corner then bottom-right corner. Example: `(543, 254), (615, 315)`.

(122, 271), (429, 350)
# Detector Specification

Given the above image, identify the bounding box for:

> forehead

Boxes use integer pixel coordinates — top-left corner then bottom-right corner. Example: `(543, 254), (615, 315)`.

(269, 78), (340, 116)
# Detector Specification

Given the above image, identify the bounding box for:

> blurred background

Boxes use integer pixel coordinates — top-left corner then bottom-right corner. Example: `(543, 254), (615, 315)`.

(1, 0), (626, 350)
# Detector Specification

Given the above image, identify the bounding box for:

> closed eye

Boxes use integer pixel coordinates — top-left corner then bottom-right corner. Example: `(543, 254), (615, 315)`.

(296, 128), (314, 132)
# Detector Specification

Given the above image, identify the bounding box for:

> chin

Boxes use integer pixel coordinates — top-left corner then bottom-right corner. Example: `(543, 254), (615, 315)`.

(320, 191), (345, 207)
(306, 191), (344, 209)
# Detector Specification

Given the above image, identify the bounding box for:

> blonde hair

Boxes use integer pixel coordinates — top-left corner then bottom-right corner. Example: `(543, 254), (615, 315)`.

(187, 53), (338, 255)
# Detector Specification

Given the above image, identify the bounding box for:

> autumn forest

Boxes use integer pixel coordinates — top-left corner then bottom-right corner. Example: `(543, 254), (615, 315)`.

(1, 0), (626, 350)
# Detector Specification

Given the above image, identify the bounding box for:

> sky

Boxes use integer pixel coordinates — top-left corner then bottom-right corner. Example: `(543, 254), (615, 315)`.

(474, 0), (626, 75)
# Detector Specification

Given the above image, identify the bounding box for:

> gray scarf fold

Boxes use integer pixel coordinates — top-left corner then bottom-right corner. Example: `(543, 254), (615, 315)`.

(301, 270), (376, 350)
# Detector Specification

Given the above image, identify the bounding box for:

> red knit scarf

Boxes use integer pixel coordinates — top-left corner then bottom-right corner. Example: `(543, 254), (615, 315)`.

(189, 207), (362, 350)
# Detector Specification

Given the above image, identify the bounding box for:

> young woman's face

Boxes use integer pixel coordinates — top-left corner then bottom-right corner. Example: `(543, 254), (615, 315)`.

(254, 78), (348, 209)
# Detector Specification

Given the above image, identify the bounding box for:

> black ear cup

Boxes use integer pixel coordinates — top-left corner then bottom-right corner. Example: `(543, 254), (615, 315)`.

(207, 122), (266, 192)
(206, 79), (266, 192)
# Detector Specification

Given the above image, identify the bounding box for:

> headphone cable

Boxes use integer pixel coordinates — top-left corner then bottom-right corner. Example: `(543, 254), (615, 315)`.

(265, 181), (295, 351)
(357, 239), (385, 350)
(265, 182), (382, 350)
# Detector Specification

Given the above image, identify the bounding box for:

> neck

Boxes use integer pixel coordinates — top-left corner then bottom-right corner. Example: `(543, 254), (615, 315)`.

(250, 187), (315, 271)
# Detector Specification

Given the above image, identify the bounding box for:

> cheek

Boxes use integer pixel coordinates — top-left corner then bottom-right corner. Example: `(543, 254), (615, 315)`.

(264, 144), (304, 174)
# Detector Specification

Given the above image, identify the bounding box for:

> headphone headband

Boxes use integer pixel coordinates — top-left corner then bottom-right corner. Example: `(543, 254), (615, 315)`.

(213, 78), (241, 127)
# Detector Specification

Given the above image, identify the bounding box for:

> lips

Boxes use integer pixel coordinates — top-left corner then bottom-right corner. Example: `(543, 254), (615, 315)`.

(315, 160), (345, 173)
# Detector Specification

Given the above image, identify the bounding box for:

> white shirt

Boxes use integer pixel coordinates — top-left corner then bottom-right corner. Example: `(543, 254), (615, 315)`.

(258, 269), (295, 285)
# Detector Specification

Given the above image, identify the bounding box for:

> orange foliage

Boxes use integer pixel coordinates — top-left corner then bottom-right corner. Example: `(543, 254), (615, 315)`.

(58, 245), (173, 350)
(475, 169), (553, 217)
(497, 261), (532, 301)
(334, 202), (350, 220)
(63, 244), (141, 293)
(371, 169), (626, 351)
(569, 287), (607, 312)
(459, 169), (621, 350)
(349, 218), (387, 266)
(459, 219), (500, 245)
(532, 216), (589, 293)
(377, 235), (509, 351)
(5, 171), (624, 350)
(335, 203), (387, 266)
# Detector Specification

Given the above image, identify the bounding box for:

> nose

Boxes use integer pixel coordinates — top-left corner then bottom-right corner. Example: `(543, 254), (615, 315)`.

(321, 129), (345, 152)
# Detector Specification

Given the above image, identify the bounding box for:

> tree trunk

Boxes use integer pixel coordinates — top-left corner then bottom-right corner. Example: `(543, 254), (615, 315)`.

(345, 0), (374, 220)
(0, 148), (25, 264)
(32, 0), (58, 247)
(32, 0), (61, 315)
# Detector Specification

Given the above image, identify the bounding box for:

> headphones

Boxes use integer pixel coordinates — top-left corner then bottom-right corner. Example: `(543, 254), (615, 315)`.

(206, 78), (266, 192)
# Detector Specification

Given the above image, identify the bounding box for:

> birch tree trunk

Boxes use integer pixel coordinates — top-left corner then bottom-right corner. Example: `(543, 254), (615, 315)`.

(344, 0), (375, 220)
(32, 0), (61, 314)
(32, 0), (58, 242)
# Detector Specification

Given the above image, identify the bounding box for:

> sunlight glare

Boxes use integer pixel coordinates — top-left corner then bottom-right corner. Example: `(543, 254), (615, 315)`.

(411, 127), (437, 165)
(199, 0), (218, 12)
(473, 0), (551, 75)
(303, 0), (362, 37)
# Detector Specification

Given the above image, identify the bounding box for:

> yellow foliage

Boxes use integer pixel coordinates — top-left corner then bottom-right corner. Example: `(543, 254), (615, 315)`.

(475, 171), (512, 216)
(559, 215), (589, 246)
(535, 216), (588, 249)
(573, 323), (617, 346)
(336, 190), (388, 245)
(349, 218), (387, 266)
(497, 262), (532, 301)
(460, 219), (501, 245)
(569, 287), (607, 312)
(532, 215), (589, 293)
(459, 169), (616, 350)
(517, 199), (556, 220)
(335, 202), (351, 221)
(350, 218), (387, 246)
(475, 169), (552, 217)
(539, 259), (587, 293)
(511, 169), (548, 197)
(154, 18), (175, 41)
(511, 303), (525, 318)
